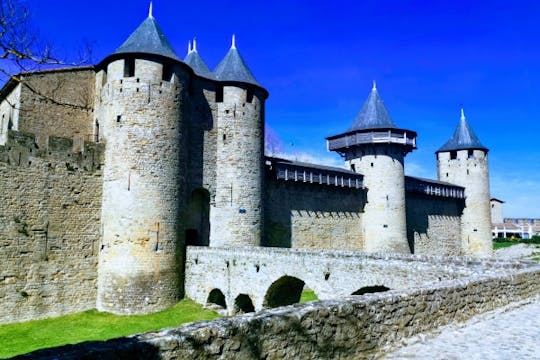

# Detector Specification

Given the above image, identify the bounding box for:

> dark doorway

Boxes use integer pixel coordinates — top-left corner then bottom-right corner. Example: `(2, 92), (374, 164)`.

(185, 189), (210, 246)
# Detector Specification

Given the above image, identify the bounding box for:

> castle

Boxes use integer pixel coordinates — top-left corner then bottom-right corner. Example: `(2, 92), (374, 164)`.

(0, 9), (492, 322)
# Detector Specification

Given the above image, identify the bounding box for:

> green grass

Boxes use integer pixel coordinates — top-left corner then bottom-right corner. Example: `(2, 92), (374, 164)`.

(300, 289), (318, 303)
(493, 241), (517, 250)
(0, 299), (220, 359)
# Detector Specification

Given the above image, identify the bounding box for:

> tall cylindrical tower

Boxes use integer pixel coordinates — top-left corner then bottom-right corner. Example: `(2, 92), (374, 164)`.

(437, 109), (492, 257)
(210, 36), (268, 247)
(327, 83), (416, 253)
(94, 13), (188, 314)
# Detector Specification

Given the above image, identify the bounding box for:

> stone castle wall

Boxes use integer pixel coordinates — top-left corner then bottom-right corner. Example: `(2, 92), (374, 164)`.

(406, 193), (464, 256)
(19, 262), (540, 359)
(264, 180), (365, 250)
(0, 130), (103, 324)
(17, 68), (95, 143)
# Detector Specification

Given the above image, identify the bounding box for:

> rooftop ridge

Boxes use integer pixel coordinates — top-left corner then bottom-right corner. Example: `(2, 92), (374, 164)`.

(213, 35), (261, 86)
(437, 108), (488, 153)
(113, 13), (179, 61)
(349, 83), (396, 131)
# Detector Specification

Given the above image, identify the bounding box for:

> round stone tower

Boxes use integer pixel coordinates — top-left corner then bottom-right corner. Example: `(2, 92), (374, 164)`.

(437, 109), (492, 257)
(327, 82), (417, 253)
(210, 36), (268, 247)
(94, 10), (188, 314)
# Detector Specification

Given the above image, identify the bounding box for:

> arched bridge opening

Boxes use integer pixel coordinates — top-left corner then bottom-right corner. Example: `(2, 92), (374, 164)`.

(264, 275), (307, 308)
(351, 285), (390, 295)
(206, 288), (227, 309)
(234, 294), (255, 315)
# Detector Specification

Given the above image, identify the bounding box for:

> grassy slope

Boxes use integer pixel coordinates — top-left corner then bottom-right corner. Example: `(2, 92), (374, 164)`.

(0, 299), (219, 359)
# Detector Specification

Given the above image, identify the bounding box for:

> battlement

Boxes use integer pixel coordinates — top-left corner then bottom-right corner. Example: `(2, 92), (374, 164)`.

(0, 130), (104, 173)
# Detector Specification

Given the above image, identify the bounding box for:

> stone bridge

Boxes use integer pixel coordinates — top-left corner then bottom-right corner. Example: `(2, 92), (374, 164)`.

(185, 247), (516, 315)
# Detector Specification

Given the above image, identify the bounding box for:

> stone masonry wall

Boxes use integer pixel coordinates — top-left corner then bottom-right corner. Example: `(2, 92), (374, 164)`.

(406, 192), (464, 256)
(17, 68), (95, 144)
(17, 262), (540, 359)
(0, 130), (103, 325)
(264, 179), (365, 250)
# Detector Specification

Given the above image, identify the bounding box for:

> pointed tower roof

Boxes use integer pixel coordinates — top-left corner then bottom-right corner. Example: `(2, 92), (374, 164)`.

(349, 81), (396, 130)
(213, 35), (261, 86)
(437, 109), (488, 153)
(113, 5), (179, 61)
(184, 39), (215, 79)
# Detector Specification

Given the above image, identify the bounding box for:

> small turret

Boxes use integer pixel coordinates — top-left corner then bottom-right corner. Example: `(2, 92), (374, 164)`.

(184, 39), (215, 79)
(209, 36), (268, 247)
(437, 109), (492, 257)
(327, 83), (417, 253)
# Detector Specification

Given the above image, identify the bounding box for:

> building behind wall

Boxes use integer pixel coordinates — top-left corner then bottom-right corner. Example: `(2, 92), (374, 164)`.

(0, 9), (493, 323)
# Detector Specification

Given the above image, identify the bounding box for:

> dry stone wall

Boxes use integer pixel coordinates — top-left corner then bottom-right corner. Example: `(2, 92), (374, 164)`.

(264, 180), (365, 250)
(406, 192), (464, 256)
(17, 262), (540, 359)
(0, 130), (103, 324)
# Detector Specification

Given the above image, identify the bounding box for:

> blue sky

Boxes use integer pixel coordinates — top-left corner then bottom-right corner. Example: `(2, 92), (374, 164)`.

(25, 0), (540, 217)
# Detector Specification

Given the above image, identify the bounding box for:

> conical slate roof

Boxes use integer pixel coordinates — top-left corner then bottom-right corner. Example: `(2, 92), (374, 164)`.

(438, 109), (488, 152)
(184, 40), (214, 79)
(214, 35), (260, 86)
(114, 12), (179, 61)
(349, 82), (395, 131)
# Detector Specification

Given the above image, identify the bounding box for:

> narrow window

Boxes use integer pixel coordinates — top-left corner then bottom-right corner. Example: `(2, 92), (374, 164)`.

(162, 64), (173, 81)
(450, 151), (457, 160)
(350, 163), (356, 172)
(246, 89), (254, 103)
(116, 115), (122, 123)
(124, 58), (135, 77)
(468, 149), (474, 159)
(215, 86), (223, 103)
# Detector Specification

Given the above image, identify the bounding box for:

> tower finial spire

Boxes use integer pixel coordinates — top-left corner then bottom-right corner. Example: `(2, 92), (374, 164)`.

(460, 107), (466, 120)
(372, 80), (377, 90)
(187, 40), (192, 54)
(148, 1), (153, 18)
(231, 34), (236, 49)
(193, 37), (197, 52)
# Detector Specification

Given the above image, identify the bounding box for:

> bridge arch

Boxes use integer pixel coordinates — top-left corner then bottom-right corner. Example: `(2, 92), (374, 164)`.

(264, 275), (306, 308)
(234, 294), (255, 314)
(206, 288), (227, 309)
(351, 285), (390, 295)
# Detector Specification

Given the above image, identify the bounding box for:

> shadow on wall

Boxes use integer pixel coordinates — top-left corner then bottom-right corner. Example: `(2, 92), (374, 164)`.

(185, 188), (210, 246)
(405, 193), (465, 253)
(263, 181), (366, 248)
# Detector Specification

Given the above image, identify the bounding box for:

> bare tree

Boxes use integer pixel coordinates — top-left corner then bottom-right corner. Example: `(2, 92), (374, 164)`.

(265, 124), (285, 157)
(0, 0), (91, 109)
